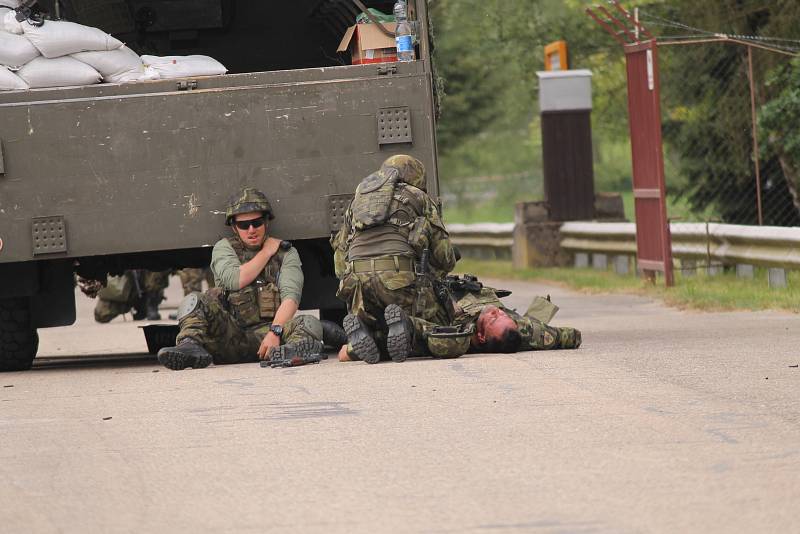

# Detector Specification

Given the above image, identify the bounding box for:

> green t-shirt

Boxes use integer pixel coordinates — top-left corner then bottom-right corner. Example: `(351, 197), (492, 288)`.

(210, 238), (303, 303)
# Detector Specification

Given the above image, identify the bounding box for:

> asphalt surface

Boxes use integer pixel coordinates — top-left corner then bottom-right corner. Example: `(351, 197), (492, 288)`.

(2, 277), (799, 534)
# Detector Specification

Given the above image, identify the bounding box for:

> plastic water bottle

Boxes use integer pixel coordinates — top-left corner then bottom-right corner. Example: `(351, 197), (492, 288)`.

(393, 0), (415, 62)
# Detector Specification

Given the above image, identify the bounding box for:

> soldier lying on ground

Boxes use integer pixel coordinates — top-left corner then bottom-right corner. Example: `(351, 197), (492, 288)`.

(338, 279), (581, 361)
(156, 187), (343, 370)
(330, 155), (458, 364)
(79, 270), (169, 322)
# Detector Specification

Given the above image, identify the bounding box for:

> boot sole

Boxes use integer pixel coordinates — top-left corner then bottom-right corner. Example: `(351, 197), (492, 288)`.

(343, 314), (381, 364)
(384, 305), (411, 363)
(157, 346), (212, 370)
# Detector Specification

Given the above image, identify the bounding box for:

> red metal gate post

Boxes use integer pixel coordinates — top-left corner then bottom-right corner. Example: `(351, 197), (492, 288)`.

(624, 40), (674, 286)
(587, 3), (674, 287)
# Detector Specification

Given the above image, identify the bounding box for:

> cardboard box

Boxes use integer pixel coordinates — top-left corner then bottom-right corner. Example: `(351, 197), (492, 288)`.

(337, 22), (398, 65)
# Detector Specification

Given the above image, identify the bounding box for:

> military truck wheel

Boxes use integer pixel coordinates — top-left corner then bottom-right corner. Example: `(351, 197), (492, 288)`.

(0, 298), (39, 372)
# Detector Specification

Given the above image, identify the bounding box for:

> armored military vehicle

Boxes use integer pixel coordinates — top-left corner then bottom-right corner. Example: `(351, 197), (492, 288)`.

(0, 0), (441, 370)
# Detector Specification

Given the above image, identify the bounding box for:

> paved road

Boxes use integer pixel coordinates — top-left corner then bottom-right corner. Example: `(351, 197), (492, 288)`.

(2, 277), (799, 533)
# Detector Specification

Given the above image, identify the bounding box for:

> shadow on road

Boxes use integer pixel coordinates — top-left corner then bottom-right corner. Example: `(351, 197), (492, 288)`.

(32, 353), (157, 371)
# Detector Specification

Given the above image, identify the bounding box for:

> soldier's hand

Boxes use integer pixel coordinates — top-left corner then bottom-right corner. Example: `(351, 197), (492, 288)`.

(77, 277), (104, 299)
(262, 237), (282, 258)
(257, 331), (281, 360)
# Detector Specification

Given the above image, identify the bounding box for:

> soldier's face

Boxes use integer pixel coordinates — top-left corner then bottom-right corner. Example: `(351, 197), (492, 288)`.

(476, 305), (518, 345)
(234, 211), (267, 249)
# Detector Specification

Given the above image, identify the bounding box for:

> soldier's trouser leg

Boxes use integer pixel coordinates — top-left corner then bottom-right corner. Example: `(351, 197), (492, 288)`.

(337, 273), (448, 360)
(281, 315), (324, 345)
(94, 298), (131, 323)
(177, 293), (262, 365)
(143, 270), (170, 292)
(178, 268), (205, 296)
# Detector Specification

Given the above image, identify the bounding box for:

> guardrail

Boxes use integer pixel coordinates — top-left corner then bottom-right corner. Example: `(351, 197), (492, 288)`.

(560, 222), (800, 268)
(447, 223), (514, 260)
(448, 221), (799, 286)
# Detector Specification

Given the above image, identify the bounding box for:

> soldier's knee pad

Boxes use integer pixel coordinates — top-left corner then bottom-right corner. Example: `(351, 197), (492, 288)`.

(176, 292), (202, 321)
(426, 325), (472, 359)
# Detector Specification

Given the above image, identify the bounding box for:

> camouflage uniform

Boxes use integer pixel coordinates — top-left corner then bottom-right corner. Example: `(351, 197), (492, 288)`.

(177, 268), (214, 295)
(94, 270), (169, 323)
(409, 288), (582, 359)
(176, 290), (321, 365)
(330, 155), (457, 356)
(164, 187), (323, 367)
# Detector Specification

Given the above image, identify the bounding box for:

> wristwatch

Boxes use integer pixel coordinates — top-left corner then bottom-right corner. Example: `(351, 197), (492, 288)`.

(269, 324), (283, 338)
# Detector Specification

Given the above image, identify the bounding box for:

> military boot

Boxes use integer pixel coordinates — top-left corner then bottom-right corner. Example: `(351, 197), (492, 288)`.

(384, 304), (413, 363)
(343, 314), (381, 364)
(145, 291), (162, 320)
(268, 339), (325, 364)
(320, 319), (347, 349)
(157, 338), (213, 370)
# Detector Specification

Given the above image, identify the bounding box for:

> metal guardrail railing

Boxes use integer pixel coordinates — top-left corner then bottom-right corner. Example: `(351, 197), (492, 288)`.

(448, 221), (800, 270)
(448, 223), (514, 260)
(560, 222), (800, 269)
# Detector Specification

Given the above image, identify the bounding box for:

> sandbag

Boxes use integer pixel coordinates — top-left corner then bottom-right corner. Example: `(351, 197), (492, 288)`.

(73, 46), (158, 83)
(141, 55), (227, 79)
(1, 8), (23, 34)
(0, 65), (28, 90)
(0, 31), (40, 67)
(18, 56), (101, 88)
(22, 20), (123, 58)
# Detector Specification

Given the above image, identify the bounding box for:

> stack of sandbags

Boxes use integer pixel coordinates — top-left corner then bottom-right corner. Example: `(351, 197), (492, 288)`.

(0, 14), (227, 91)
(141, 55), (227, 79)
(0, 2), (23, 34)
(73, 46), (159, 84)
(0, 4), (31, 90)
(0, 66), (28, 90)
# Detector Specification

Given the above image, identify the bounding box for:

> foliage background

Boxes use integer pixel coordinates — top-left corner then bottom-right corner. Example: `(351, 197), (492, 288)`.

(429, 0), (800, 226)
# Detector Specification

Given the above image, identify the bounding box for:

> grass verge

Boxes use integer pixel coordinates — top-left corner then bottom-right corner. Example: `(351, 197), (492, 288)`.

(455, 259), (800, 313)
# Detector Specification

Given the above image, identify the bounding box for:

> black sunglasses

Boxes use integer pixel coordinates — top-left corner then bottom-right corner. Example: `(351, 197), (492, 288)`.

(234, 217), (266, 231)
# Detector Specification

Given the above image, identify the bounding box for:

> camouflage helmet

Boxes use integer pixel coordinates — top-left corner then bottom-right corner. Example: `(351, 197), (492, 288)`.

(225, 187), (275, 225)
(381, 154), (426, 191)
(425, 324), (473, 359)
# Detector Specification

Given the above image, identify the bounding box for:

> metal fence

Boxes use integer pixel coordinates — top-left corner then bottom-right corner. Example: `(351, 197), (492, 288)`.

(448, 221), (798, 287)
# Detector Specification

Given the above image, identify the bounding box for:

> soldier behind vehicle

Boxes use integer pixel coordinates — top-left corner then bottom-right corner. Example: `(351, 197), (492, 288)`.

(177, 268), (214, 295)
(330, 155), (458, 364)
(167, 268), (215, 320)
(79, 270), (169, 322)
(381, 276), (582, 360)
(156, 187), (342, 370)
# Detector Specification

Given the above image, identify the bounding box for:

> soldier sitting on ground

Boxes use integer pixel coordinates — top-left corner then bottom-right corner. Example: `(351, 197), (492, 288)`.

(79, 270), (169, 322)
(330, 154), (458, 364)
(379, 279), (582, 360)
(156, 187), (340, 370)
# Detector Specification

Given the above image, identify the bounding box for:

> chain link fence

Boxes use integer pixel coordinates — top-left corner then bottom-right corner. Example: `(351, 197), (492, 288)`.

(657, 40), (800, 227)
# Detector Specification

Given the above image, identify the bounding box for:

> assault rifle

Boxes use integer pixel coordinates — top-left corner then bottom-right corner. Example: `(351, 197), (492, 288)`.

(413, 248), (435, 318)
(443, 274), (512, 298)
(260, 352), (327, 368)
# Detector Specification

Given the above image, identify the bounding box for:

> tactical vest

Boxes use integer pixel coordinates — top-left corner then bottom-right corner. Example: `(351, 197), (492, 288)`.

(347, 171), (427, 260)
(226, 236), (285, 328)
(455, 288), (504, 323)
